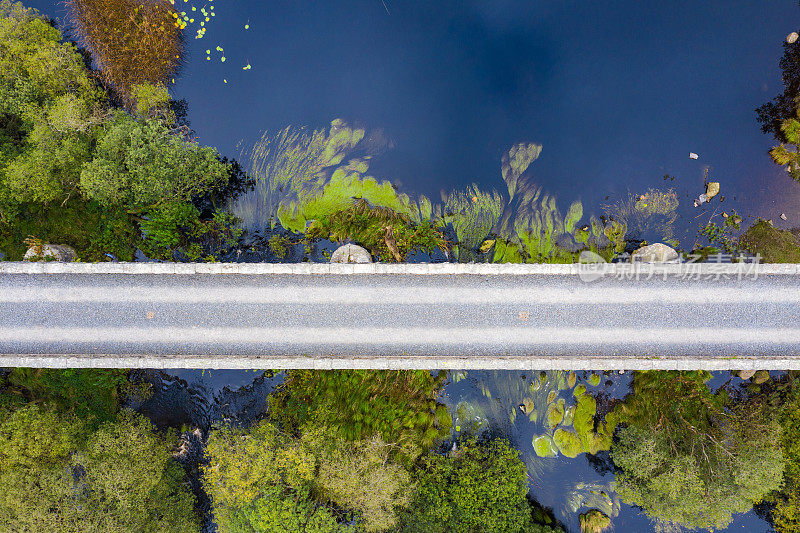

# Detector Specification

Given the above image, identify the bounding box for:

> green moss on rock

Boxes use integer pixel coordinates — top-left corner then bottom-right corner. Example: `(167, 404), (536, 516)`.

(738, 219), (800, 262)
(553, 428), (583, 458)
(579, 509), (611, 533)
(533, 435), (558, 458)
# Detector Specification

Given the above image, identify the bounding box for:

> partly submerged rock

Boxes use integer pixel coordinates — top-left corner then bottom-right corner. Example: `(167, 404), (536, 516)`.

(580, 509), (612, 533)
(737, 370), (756, 381)
(631, 242), (679, 263)
(533, 435), (558, 458)
(329, 243), (372, 263)
(739, 219), (800, 262)
(753, 370), (770, 384)
(23, 243), (77, 262)
(554, 428), (583, 458)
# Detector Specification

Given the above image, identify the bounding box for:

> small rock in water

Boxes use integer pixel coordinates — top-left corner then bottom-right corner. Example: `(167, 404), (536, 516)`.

(737, 370), (756, 380)
(781, 213), (788, 221)
(789, 32), (799, 44)
(689, 152), (699, 160)
(753, 370), (770, 384)
(631, 243), (680, 263)
(705, 182), (720, 200)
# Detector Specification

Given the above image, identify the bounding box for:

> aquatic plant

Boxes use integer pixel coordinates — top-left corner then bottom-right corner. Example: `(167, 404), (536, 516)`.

(604, 188), (678, 247)
(65, 0), (184, 104)
(304, 197), (449, 262)
(445, 370), (614, 490)
(269, 370), (452, 462)
(231, 119), (394, 234)
(441, 183), (505, 262)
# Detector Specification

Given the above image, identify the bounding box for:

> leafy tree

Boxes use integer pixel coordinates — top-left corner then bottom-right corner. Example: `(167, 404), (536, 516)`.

(202, 421), (352, 533)
(269, 370), (452, 462)
(76, 409), (199, 532)
(0, 0), (102, 209)
(399, 437), (562, 533)
(766, 373), (800, 532)
(303, 429), (413, 532)
(610, 371), (785, 531)
(757, 9), (800, 143)
(65, 0), (183, 104)
(1, 368), (130, 422)
(79, 110), (226, 208)
(0, 405), (198, 532)
(0, 405), (86, 531)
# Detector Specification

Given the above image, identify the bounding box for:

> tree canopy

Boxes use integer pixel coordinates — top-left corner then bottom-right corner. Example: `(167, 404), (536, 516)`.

(610, 371), (785, 531)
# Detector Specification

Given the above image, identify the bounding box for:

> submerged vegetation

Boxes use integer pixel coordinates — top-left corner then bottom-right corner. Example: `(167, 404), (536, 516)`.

(3, 368), (800, 532)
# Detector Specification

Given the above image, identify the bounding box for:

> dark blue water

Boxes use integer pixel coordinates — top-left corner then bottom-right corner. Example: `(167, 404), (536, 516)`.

(29, 0), (800, 250)
(142, 369), (776, 533)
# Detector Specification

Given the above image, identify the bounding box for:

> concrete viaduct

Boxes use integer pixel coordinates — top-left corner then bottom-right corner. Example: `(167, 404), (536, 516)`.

(1, 262), (799, 370)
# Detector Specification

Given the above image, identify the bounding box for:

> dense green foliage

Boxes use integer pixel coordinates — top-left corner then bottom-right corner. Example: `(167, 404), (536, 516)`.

(0, 368), (130, 422)
(766, 373), (800, 532)
(202, 421), (356, 533)
(0, 1), (240, 261)
(738, 219), (800, 262)
(0, 405), (198, 532)
(610, 371), (785, 531)
(400, 437), (563, 533)
(269, 370), (452, 461)
(305, 197), (449, 262)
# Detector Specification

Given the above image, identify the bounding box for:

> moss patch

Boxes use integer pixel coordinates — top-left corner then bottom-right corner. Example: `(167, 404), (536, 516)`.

(738, 219), (800, 262)
(579, 509), (611, 533)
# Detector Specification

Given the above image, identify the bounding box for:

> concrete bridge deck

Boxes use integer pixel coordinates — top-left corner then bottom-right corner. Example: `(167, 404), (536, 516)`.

(1, 262), (799, 369)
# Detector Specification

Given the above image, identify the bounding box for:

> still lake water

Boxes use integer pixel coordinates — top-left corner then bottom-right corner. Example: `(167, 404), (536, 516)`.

(140, 369), (777, 533)
(27, 0), (800, 250)
(21, 1), (797, 529)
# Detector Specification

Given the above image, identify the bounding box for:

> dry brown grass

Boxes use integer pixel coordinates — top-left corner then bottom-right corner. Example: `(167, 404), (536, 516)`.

(66, 0), (183, 105)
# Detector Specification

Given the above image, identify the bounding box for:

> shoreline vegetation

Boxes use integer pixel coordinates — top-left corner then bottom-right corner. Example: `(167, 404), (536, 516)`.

(2, 1), (799, 265)
(1, 368), (799, 533)
(4, 1), (800, 532)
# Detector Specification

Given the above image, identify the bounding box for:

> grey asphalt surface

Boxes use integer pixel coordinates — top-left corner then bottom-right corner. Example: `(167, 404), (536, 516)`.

(1, 268), (799, 364)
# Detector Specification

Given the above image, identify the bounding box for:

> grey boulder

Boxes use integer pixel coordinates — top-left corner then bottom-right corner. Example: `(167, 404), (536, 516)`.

(330, 243), (372, 263)
(23, 243), (77, 262)
(631, 243), (679, 263)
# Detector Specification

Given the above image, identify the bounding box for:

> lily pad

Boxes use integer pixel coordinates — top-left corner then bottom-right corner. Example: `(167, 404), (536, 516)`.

(587, 373), (601, 387)
(533, 435), (558, 458)
(574, 384), (586, 398)
(574, 394), (597, 437)
(547, 390), (557, 405)
(479, 239), (495, 253)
